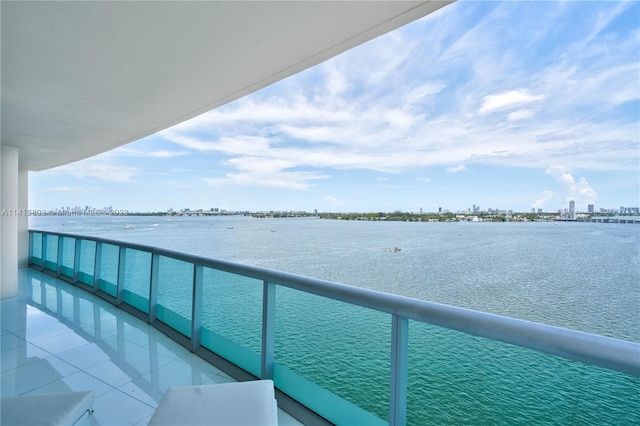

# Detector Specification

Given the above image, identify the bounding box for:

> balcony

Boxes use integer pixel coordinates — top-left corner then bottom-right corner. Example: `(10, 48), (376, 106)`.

(3, 229), (639, 425)
(0, 268), (300, 425)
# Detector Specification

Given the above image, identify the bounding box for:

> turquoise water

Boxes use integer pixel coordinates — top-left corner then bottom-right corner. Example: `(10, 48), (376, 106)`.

(31, 216), (640, 424)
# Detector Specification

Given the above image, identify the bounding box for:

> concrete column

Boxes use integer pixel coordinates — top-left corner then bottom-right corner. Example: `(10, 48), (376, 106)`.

(18, 167), (29, 268)
(0, 146), (2, 295)
(1, 145), (19, 298)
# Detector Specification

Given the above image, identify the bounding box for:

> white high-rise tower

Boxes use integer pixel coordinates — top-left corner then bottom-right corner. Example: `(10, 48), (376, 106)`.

(569, 200), (576, 220)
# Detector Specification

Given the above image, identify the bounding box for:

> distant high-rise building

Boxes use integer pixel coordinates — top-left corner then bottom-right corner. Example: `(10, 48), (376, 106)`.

(620, 206), (640, 214)
(537, 209), (542, 214)
(588, 204), (594, 213)
(568, 200), (576, 219)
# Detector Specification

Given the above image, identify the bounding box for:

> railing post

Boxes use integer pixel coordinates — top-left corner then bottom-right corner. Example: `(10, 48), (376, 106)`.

(93, 242), (102, 293)
(261, 280), (276, 380)
(191, 264), (203, 352)
(149, 253), (159, 323)
(40, 233), (45, 266)
(390, 314), (408, 426)
(28, 231), (33, 266)
(41, 233), (47, 268)
(116, 246), (126, 305)
(73, 238), (81, 283)
(56, 235), (63, 276)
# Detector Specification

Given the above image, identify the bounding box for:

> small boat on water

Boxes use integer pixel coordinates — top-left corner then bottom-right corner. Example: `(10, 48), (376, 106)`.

(122, 225), (134, 229)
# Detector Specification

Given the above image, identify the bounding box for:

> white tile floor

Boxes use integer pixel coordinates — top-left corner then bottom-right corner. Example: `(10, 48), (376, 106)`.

(1, 268), (302, 425)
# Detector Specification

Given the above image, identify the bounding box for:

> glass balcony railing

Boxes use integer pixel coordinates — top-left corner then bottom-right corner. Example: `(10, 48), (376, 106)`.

(28, 230), (640, 425)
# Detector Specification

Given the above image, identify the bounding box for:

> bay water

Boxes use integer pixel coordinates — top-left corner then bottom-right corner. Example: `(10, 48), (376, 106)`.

(31, 216), (640, 424)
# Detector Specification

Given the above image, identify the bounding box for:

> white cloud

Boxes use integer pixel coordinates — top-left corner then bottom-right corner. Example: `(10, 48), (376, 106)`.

(532, 190), (557, 210)
(113, 147), (190, 158)
(48, 186), (98, 192)
(508, 109), (534, 121)
(159, 131), (219, 151)
(205, 156), (330, 190)
(404, 83), (446, 105)
(51, 155), (137, 183)
(446, 165), (467, 173)
(384, 109), (415, 130)
(147, 150), (188, 158)
(324, 62), (349, 96)
(479, 90), (545, 114)
(546, 165), (598, 205)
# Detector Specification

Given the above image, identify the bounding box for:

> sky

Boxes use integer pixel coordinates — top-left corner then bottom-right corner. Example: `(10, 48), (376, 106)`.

(29, 1), (640, 213)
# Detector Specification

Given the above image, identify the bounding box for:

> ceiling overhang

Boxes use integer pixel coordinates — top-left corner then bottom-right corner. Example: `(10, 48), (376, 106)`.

(1, 1), (452, 171)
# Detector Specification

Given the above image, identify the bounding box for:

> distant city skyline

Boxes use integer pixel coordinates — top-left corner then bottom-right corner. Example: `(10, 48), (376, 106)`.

(34, 200), (639, 216)
(28, 1), (639, 213)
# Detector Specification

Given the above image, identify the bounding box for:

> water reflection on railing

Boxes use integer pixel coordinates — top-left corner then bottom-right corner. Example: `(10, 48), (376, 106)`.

(29, 230), (640, 426)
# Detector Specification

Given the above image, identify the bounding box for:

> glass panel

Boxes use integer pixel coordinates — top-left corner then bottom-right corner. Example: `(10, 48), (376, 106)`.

(200, 268), (262, 377)
(44, 234), (58, 271)
(274, 286), (389, 426)
(98, 243), (119, 297)
(78, 240), (96, 285)
(60, 237), (75, 278)
(31, 232), (42, 266)
(407, 320), (640, 425)
(156, 256), (193, 337)
(123, 248), (151, 313)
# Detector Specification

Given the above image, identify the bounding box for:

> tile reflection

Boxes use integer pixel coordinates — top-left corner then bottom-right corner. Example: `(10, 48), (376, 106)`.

(1, 269), (237, 425)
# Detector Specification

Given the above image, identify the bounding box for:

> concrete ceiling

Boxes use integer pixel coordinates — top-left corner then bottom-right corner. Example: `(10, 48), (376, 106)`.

(1, 1), (451, 171)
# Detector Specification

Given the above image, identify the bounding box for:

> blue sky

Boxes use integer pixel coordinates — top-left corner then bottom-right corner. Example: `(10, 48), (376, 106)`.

(30, 1), (639, 213)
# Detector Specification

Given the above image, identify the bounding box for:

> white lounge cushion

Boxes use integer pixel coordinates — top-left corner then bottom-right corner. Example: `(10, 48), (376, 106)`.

(1, 391), (94, 426)
(149, 380), (278, 426)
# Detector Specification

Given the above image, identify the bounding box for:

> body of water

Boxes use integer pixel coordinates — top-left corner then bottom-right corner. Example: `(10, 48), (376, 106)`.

(30, 215), (640, 424)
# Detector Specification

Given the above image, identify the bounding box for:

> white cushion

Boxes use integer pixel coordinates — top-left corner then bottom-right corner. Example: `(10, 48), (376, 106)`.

(1, 391), (94, 426)
(149, 380), (278, 426)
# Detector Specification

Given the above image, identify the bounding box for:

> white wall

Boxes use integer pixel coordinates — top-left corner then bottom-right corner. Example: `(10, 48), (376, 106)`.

(18, 168), (29, 268)
(1, 145), (19, 298)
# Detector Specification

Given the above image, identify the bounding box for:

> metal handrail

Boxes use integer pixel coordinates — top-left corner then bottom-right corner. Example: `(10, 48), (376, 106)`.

(29, 228), (640, 376)
(29, 229), (640, 425)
